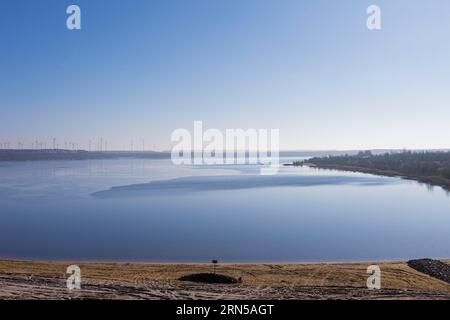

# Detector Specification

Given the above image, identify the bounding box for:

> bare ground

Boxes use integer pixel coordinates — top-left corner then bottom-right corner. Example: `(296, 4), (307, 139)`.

(1, 259), (449, 300)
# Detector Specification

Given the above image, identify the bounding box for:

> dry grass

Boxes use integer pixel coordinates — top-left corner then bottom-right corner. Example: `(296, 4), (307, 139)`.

(1, 259), (449, 299)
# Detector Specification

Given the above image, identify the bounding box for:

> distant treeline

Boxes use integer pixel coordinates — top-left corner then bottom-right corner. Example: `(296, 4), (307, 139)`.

(0, 150), (171, 161)
(295, 151), (450, 190)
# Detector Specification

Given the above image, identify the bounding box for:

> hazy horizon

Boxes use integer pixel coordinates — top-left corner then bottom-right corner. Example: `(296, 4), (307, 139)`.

(1, 147), (450, 153)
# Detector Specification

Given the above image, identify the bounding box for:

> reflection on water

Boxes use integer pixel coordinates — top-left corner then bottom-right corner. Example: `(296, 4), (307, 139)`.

(0, 158), (449, 262)
(93, 174), (397, 198)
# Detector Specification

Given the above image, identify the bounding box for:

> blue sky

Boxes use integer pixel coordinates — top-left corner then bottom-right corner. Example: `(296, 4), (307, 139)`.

(1, 0), (450, 150)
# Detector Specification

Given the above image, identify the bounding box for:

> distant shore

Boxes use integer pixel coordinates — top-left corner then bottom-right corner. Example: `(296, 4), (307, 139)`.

(0, 150), (171, 161)
(305, 163), (450, 191)
(291, 151), (450, 192)
(0, 149), (415, 162)
(1, 259), (449, 300)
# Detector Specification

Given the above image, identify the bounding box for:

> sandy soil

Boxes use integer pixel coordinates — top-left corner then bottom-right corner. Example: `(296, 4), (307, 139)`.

(1, 259), (449, 300)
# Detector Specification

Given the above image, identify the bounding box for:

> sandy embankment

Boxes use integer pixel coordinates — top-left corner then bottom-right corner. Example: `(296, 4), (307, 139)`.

(0, 259), (449, 300)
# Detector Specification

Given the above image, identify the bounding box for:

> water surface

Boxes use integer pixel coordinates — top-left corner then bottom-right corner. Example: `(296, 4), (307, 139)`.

(0, 158), (449, 262)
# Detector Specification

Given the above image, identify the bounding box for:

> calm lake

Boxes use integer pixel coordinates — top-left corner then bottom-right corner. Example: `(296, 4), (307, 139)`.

(0, 158), (449, 262)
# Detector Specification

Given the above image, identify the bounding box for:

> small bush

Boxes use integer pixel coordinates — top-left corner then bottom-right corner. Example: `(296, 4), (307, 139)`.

(178, 273), (240, 284)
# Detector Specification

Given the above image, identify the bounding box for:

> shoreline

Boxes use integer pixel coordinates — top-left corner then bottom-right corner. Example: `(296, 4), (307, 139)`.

(304, 163), (450, 191)
(1, 258), (449, 300)
(2, 257), (450, 265)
